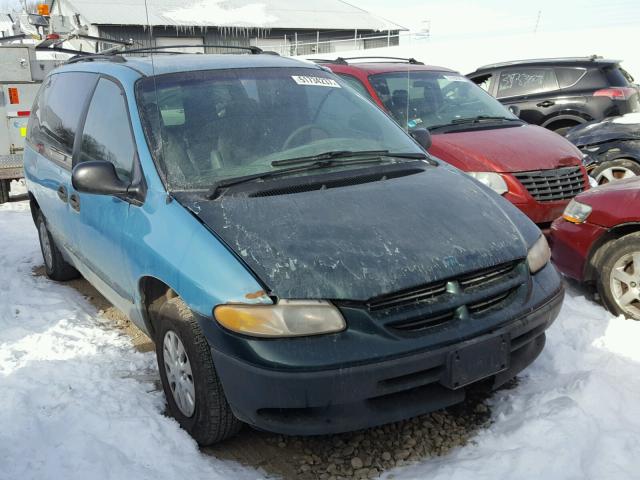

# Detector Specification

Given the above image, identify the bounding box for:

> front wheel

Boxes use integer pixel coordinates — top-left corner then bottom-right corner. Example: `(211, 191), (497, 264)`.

(598, 233), (640, 320)
(154, 297), (242, 445)
(591, 159), (640, 185)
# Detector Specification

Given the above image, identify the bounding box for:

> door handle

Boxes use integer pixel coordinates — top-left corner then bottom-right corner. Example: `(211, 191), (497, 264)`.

(537, 100), (555, 108)
(57, 185), (68, 202)
(69, 193), (80, 212)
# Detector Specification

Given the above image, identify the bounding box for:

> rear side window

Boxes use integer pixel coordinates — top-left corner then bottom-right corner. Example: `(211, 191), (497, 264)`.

(604, 67), (631, 87)
(497, 68), (558, 97)
(39, 72), (97, 156)
(555, 68), (586, 88)
(78, 78), (135, 182)
(336, 74), (371, 98)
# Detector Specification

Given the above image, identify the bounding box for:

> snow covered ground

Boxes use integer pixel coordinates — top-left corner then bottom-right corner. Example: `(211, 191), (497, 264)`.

(1, 198), (639, 480)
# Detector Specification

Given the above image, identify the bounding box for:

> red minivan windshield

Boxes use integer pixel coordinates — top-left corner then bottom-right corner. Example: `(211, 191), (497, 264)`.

(369, 71), (519, 130)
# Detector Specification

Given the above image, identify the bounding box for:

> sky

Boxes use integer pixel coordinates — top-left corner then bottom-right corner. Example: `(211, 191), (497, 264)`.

(355, 0), (640, 36)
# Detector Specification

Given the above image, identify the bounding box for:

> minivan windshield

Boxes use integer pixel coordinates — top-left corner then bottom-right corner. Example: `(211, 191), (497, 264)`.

(368, 71), (518, 130)
(136, 67), (424, 190)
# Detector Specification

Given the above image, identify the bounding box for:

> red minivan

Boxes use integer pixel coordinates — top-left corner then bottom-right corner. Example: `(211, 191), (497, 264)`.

(318, 57), (590, 228)
(551, 177), (640, 320)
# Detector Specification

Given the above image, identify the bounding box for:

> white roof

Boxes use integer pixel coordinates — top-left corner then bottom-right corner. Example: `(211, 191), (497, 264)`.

(51, 0), (404, 31)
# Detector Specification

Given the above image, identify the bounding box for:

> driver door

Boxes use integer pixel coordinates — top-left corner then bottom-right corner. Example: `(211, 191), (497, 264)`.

(68, 77), (137, 307)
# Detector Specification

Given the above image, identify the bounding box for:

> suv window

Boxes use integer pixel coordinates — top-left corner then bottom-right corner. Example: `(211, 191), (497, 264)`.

(31, 72), (97, 163)
(604, 67), (631, 87)
(554, 67), (586, 89)
(78, 78), (135, 182)
(497, 68), (558, 97)
(470, 73), (493, 92)
(336, 74), (371, 98)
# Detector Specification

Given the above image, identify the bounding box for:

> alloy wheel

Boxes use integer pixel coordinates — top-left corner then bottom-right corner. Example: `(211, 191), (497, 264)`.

(596, 166), (637, 185)
(609, 252), (640, 318)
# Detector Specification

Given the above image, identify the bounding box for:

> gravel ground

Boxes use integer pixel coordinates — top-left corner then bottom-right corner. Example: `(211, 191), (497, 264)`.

(52, 269), (502, 480)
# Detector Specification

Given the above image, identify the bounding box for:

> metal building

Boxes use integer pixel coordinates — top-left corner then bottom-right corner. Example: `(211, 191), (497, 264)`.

(47, 0), (405, 55)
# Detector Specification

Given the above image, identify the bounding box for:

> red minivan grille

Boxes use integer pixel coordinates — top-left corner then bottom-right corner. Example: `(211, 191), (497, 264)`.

(514, 166), (585, 202)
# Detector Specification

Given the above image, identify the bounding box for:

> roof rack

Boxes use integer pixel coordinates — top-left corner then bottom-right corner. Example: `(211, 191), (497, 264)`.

(65, 43), (269, 64)
(312, 56), (424, 65)
(122, 44), (263, 55)
(475, 55), (617, 71)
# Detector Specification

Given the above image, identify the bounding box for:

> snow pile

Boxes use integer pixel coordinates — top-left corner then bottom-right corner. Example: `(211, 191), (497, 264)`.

(0, 202), (259, 480)
(163, 1), (277, 28)
(612, 113), (640, 125)
(2, 198), (640, 479)
(384, 292), (640, 479)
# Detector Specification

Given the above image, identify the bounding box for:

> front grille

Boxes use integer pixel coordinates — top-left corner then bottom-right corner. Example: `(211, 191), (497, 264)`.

(368, 282), (447, 311)
(367, 260), (519, 311)
(468, 287), (517, 315)
(366, 260), (526, 335)
(458, 261), (518, 289)
(514, 166), (585, 202)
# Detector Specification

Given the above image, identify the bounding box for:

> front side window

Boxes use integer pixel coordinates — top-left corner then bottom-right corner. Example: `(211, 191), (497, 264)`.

(78, 78), (135, 182)
(136, 67), (422, 190)
(496, 68), (558, 97)
(368, 70), (516, 130)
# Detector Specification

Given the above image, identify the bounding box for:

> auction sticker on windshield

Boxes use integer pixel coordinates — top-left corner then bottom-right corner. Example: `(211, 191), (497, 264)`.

(291, 76), (341, 88)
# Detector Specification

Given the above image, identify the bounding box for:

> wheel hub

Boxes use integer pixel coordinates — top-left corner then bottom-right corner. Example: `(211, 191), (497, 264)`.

(163, 330), (196, 417)
(610, 252), (640, 318)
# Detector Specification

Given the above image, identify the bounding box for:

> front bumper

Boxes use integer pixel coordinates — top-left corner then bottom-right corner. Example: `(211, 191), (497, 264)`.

(550, 217), (606, 281)
(209, 283), (564, 435)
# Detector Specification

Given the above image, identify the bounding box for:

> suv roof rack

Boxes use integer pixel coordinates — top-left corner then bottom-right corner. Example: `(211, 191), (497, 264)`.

(475, 55), (619, 71)
(312, 56), (424, 65)
(65, 43), (270, 64)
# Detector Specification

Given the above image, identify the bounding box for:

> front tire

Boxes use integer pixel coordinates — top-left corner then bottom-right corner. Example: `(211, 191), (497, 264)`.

(598, 233), (640, 320)
(36, 211), (79, 281)
(592, 159), (640, 185)
(154, 297), (242, 445)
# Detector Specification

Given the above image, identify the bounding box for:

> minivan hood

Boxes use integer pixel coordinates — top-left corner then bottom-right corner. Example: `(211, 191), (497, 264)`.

(174, 166), (534, 301)
(429, 124), (582, 173)
(565, 113), (640, 147)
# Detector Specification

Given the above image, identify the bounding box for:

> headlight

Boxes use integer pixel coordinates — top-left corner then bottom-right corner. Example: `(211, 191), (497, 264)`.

(467, 172), (508, 195)
(563, 199), (592, 224)
(214, 300), (345, 337)
(527, 235), (551, 274)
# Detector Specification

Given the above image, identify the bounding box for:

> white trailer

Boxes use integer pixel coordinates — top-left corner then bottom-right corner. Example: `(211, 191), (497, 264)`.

(0, 44), (62, 202)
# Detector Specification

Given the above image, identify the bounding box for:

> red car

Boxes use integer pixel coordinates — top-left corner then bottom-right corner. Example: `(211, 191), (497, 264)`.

(551, 177), (640, 319)
(318, 57), (590, 228)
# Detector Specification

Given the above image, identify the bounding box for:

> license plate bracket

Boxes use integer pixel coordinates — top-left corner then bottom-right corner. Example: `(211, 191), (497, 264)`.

(443, 333), (510, 389)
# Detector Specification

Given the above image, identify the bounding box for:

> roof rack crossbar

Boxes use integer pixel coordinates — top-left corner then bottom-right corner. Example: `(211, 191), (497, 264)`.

(66, 53), (126, 64)
(120, 44), (264, 55)
(335, 56), (424, 65)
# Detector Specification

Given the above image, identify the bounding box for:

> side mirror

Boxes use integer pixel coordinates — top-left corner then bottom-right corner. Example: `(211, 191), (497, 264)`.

(508, 105), (521, 117)
(72, 161), (129, 196)
(410, 127), (432, 150)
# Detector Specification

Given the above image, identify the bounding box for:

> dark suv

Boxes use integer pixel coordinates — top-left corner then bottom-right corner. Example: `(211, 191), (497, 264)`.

(467, 57), (640, 135)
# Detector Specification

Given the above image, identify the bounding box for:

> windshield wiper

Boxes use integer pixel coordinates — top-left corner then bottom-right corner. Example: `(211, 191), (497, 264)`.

(451, 115), (521, 124)
(429, 116), (521, 131)
(206, 155), (418, 200)
(271, 149), (426, 167)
